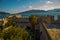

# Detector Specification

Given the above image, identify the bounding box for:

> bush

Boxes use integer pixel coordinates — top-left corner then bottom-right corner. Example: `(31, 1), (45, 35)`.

(3, 26), (32, 40)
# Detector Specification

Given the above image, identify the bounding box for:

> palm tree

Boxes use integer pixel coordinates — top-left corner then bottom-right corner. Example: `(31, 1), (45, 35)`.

(29, 15), (38, 40)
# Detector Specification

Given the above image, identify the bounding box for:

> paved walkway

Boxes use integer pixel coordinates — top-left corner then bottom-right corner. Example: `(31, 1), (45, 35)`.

(40, 23), (51, 40)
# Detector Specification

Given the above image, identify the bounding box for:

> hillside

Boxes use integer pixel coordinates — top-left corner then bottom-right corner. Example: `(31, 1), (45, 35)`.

(0, 12), (10, 15)
(0, 12), (10, 18)
(0, 9), (60, 18)
(17, 9), (60, 16)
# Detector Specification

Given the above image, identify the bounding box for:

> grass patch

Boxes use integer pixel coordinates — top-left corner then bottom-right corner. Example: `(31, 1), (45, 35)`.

(47, 28), (60, 40)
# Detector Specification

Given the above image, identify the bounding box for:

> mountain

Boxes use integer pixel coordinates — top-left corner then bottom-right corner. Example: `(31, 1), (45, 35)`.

(18, 10), (46, 14)
(0, 12), (10, 14)
(46, 9), (60, 15)
(17, 9), (60, 16)
(47, 9), (60, 12)
(0, 9), (60, 18)
(0, 12), (10, 18)
(17, 10), (47, 16)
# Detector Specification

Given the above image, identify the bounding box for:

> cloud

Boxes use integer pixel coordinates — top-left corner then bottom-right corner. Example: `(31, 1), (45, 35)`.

(38, 1), (54, 10)
(9, 1), (60, 13)
(27, 1), (55, 10)
(46, 1), (53, 4)
(30, 1), (54, 11)
(15, 1), (60, 13)
(28, 6), (33, 9)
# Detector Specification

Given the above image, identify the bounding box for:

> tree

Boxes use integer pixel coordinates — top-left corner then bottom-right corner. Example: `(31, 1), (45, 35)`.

(5, 17), (15, 27)
(0, 21), (4, 31)
(29, 15), (38, 40)
(29, 15), (38, 25)
(3, 26), (32, 40)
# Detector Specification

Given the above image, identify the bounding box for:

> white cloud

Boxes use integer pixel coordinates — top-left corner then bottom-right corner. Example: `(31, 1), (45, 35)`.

(40, 1), (54, 10)
(28, 6), (33, 9)
(33, 8), (38, 10)
(27, 1), (55, 10)
(8, 1), (60, 13)
(46, 1), (53, 4)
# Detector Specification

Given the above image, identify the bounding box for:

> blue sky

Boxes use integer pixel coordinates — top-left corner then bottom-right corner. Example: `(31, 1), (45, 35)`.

(0, 0), (60, 13)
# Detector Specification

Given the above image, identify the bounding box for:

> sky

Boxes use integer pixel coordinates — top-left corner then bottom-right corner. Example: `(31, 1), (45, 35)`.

(0, 0), (60, 13)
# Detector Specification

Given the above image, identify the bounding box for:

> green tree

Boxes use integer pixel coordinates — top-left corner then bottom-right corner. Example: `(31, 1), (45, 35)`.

(29, 15), (38, 40)
(5, 17), (15, 27)
(3, 26), (32, 40)
(29, 15), (38, 25)
(0, 21), (4, 31)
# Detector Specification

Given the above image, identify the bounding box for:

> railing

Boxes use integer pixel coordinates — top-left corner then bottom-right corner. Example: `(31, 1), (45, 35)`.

(41, 23), (51, 40)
